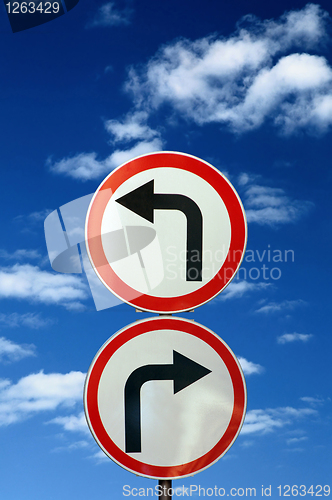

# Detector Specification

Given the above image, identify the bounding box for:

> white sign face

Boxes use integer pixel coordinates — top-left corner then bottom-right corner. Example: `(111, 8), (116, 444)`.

(85, 152), (247, 313)
(84, 317), (247, 479)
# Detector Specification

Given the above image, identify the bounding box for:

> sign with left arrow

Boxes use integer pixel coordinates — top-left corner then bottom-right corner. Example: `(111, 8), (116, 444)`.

(85, 151), (247, 313)
(116, 179), (203, 282)
(84, 316), (247, 479)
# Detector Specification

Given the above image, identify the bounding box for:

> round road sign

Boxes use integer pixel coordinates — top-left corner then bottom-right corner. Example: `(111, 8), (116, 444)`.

(85, 152), (247, 313)
(84, 316), (247, 479)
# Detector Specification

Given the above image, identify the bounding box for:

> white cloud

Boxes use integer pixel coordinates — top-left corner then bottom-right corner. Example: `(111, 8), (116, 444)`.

(241, 406), (317, 435)
(87, 2), (132, 28)
(0, 312), (50, 329)
(237, 356), (264, 375)
(242, 409), (284, 435)
(287, 436), (308, 445)
(50, 4), (332, 185)
(237, 172), (253, 186)
(125, 4), (332, 134)
(0, 249), (41, 261)
(239, 177), (313, 225)
(245, 185), (288, 208)
(255, 299), (305, 314)
(14, 211), (53, 237)
(67, 440), (90, 450)
(50, 411), (89, 434)
(0, 337), (36, 363)
(216, 280), (270, 300)
(48, 152), (109, 181)
(109, 139), (163, 168)
(52, 440), (90, 453)
(105, 111), (160, 143)
(48, 138), (163, 181)
(300, 396), (325, 405)
(240, 440), (254, 448)
(14, 209), (52, 224)
(90, 449), (109, 463)
(230, 53), (332, 133)
(277, 333), (313, 344)
(27, 210), (52, 222)
(0, 264), (88, 310)
(0, 371), (85, 425)
(52, 440), (91, 453)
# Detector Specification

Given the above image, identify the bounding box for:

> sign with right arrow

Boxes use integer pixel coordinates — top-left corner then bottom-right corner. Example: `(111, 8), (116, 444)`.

(85, 151), (247, 313)
(84, 316), (247, 479)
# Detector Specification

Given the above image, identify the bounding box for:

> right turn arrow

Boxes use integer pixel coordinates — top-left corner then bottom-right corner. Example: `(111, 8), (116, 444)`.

(124, 350), (211, 453)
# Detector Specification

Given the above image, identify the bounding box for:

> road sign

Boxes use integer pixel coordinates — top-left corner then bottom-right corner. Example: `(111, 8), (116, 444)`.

(85, 151), (247, 313)
(84, 316), (247, 479)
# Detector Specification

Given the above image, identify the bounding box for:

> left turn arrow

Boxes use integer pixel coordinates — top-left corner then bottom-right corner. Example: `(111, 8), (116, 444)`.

(116, 180), (203, 282)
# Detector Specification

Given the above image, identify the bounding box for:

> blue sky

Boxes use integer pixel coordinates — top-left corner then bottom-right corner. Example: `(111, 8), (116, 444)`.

(0, 0), (331, 498)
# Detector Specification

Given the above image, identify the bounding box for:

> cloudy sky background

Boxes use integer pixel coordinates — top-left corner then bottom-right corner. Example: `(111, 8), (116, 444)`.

(0, 0), (331, 498)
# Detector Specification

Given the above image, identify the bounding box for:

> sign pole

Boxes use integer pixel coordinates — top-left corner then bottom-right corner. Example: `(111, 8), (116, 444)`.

(158, 313), (172, 499)
(159, 479), (172, 500)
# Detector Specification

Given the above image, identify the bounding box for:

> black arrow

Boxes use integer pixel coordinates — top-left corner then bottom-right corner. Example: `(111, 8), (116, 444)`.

(116, 180), (203, 281)
(124, 350), (211, 453)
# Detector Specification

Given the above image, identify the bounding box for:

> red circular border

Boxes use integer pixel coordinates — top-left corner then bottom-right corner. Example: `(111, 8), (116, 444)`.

(84, 317), (247, 479)
(86, 152), (247, 313)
